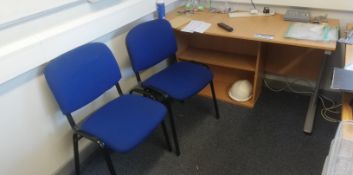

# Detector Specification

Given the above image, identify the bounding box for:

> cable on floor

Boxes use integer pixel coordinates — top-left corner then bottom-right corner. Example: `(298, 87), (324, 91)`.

(264, 78), (341, 123)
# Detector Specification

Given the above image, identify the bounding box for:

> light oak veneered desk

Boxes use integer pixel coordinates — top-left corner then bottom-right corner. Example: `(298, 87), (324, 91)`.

(166, 8), (339, 133)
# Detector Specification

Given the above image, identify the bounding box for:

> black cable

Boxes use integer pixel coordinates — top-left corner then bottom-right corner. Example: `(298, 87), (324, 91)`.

(250, 0), (256, 9)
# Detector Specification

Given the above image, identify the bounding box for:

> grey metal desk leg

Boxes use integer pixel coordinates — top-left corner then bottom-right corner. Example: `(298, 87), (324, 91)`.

(303, 51), (331, 134)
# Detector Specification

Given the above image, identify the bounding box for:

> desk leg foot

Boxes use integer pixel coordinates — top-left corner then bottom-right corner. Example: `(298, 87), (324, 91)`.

(303, 94), (318, 134)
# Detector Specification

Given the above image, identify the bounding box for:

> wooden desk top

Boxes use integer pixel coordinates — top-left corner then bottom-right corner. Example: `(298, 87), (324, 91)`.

(167, 9), (339, 51)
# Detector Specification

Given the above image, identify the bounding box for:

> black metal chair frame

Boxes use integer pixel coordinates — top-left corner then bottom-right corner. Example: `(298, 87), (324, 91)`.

(67, 84), (172, 175)
(134, 55), (220, 156)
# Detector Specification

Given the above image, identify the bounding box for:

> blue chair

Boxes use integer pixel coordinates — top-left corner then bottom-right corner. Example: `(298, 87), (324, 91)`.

(126, 19), (220, 156)
(44, 43), (172, 175)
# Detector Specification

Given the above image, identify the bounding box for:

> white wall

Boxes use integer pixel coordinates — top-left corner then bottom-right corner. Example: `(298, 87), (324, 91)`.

(0, 0), (80, 26)
(0, 0), (159, 85)
(218, 0), (353, 11)
(213, 2), (353, 28)
(0, 29), (166, 175)
(0, 0), (181, 174)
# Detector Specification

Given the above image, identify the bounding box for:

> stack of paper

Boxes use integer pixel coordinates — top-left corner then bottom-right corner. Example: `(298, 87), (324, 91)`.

(181, 20), (211, 33)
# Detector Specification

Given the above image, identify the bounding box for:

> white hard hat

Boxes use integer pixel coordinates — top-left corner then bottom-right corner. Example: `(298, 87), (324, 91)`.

(228, 80), (252, 102)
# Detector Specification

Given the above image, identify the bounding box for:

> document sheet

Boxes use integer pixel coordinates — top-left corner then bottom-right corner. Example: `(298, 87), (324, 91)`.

(181, 20), (211, 33)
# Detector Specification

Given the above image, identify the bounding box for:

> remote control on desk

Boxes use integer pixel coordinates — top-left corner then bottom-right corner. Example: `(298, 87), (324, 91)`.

(217, 22), (234, 32)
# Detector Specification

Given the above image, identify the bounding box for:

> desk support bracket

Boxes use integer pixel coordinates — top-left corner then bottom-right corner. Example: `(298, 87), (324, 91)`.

(303, 51), (331, 134)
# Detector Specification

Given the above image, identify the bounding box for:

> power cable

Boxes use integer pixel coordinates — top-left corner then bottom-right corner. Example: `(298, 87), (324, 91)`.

(264, 78), (341, 123)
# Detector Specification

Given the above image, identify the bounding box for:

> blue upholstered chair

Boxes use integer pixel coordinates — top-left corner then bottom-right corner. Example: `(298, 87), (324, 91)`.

(44, 43), (172, 175)
(126, 19), (220, 156)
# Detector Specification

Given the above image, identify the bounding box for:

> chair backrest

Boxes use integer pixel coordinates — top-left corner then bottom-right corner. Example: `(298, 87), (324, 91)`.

(126, 19), (177, 72)
(44, 43), (121, 115)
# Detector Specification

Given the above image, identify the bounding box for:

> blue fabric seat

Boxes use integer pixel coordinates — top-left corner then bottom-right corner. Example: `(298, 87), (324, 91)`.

(143, 62), (212, 100)
(126, 19), (220, 156)
(81, 95), (166, 153)
(44, 43), (172, 175)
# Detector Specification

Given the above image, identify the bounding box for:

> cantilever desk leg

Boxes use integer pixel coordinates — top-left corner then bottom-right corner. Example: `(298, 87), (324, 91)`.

(304, 51), (331, 134)
(303, 51), (331, 134)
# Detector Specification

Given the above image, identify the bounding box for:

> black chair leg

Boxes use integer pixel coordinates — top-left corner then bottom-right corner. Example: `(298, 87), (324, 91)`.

(99, 147), (117, 175)
(166, 103), (181, 156)
(161, 120), (172, 152)
(73, 133), (80, 175)
(210, 80), (220, 119)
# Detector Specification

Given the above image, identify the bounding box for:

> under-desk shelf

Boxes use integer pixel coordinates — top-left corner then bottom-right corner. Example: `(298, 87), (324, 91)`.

(177, 47), (257, 72)
(199, 80), (254, 108)
(198, 65), (255, 108)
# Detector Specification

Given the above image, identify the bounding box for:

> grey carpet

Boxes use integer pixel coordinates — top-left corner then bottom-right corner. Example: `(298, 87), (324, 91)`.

(80, 88), (338, 175)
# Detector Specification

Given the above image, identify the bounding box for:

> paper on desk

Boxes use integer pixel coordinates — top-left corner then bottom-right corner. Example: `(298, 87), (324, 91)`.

(181, 20), (211, 33)
(194, 22), (211, 33)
